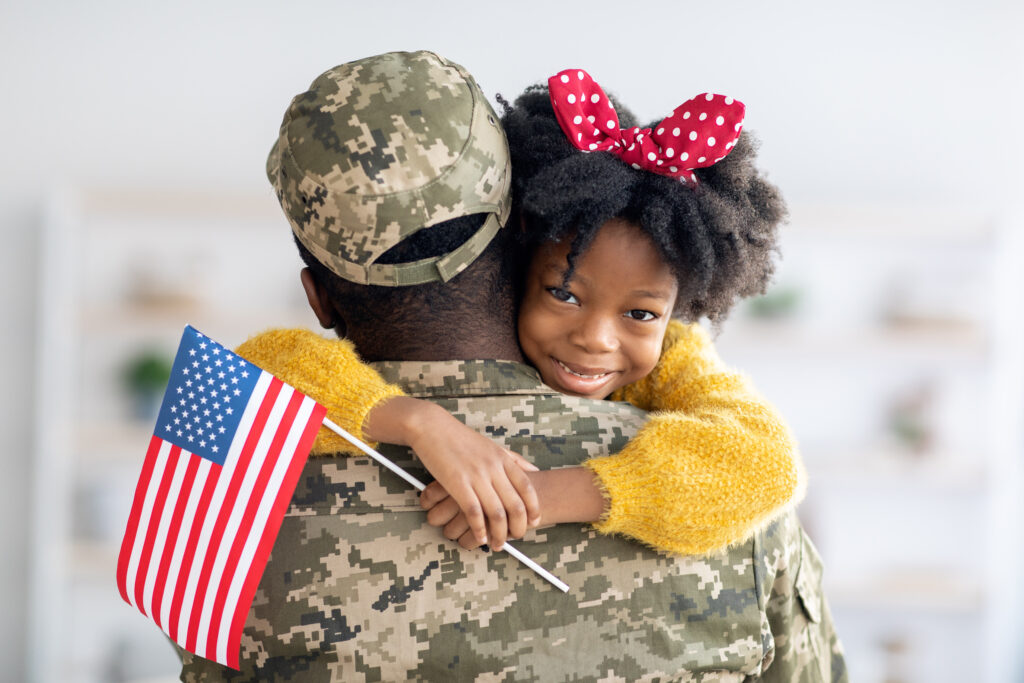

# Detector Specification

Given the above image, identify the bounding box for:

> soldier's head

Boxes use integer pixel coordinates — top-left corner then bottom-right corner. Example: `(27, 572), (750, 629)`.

(268, 51), (519, 360)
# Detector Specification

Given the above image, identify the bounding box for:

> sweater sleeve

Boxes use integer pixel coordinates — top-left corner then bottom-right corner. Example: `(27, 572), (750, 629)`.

(582, 320), (806, 555)
(235, 329), (406, 457)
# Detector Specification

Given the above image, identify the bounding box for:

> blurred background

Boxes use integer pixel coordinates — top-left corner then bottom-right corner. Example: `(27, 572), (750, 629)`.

(3, 1), (1023, 681)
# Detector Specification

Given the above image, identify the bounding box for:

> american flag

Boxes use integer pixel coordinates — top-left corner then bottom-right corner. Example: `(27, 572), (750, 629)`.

(116, 325), (326, 669)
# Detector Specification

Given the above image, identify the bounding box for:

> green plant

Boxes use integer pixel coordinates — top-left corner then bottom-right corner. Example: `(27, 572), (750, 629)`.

(122, 350), (173, 396)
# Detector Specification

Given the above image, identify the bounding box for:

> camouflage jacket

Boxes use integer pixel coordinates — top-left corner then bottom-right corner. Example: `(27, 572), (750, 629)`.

(178, 359), (846, 682)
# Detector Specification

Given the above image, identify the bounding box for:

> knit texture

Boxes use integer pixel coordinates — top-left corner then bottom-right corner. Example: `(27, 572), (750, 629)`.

(587, 320), (805, 555)
(235, 329), (405, 456)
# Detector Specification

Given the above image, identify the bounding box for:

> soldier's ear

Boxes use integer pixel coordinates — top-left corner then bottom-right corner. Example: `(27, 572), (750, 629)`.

(300, 268), (346, 337)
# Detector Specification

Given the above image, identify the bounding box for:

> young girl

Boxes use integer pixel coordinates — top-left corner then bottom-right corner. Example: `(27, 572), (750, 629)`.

(241, 69), (801, 556)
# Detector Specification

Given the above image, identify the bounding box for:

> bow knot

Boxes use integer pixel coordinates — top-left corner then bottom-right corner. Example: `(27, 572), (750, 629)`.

(548, 69), (745, 184)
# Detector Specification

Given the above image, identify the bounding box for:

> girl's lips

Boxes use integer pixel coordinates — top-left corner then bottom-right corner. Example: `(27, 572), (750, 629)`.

(547, 356), (618, 397)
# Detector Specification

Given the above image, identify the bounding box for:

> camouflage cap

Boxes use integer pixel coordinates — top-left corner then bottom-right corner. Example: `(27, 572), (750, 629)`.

(267, 50), (511, 287)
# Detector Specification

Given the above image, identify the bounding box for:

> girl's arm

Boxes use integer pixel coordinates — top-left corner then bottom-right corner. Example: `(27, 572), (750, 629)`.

(584, 319), (805, 555)
(235, 328), (539, 551)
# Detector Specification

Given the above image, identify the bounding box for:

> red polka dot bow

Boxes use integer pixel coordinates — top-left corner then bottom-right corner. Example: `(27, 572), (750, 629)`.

(548, 69), (745, 184)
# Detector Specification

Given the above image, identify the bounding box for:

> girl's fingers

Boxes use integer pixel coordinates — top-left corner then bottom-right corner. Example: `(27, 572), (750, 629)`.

(425, 496), (461, 528)
(504, 460), (542, 529)
(443, 514), (470, 543)
(420, 481), (447, 509)
(457, 529), (485, 550)
(475, 486), (508, 551)
(507, 449), (540, 472)
(492, 473), (529, 540)
(447, 482), (488, 547)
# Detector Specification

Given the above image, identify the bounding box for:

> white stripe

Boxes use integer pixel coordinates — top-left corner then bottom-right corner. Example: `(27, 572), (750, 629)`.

(141, 450), (190, 617)
(176, 371), (271, 651)
(215, 395), (316, 663)
(195, 382), (293, 659)
(158, 457), (212, 634)
(124, 439), (174, 610)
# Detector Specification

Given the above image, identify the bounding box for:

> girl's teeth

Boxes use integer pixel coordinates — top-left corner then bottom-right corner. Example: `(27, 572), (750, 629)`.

(557, 359), (608, 379)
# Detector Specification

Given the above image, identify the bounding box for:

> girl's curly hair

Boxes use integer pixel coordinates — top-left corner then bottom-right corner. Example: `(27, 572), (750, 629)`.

(500, 85), (787, 324)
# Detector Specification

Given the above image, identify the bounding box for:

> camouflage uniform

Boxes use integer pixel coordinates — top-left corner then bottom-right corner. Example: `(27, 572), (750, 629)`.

(178, 359), (846, 682)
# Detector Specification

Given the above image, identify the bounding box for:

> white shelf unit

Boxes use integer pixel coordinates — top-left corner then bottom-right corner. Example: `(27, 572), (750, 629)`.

(714, 205), (1024, 683)
(29, 188), (314, 683)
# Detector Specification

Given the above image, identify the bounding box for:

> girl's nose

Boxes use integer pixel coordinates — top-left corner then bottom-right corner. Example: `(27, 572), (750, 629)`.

(571, 313), (619, 354)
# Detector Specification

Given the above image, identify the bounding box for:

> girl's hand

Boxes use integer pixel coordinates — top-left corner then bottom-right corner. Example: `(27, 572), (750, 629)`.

(364, 396), (541, 551)
(420, 483), (486, 549)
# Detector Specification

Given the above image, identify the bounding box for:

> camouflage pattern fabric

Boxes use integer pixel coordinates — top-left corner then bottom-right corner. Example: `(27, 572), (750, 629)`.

(178, 360), (846, 682)
(266, 50), (512, 286)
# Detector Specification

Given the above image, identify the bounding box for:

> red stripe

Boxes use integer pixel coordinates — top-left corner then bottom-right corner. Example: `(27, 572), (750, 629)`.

(206, 388), (305, 658)
(226, 401), (326, 669)
(133, 443), (182, 613)
(116, 435), (164, 605)
(185, 377), (283, 655)
(167, 461), (221, 644)
(150, 454), (201, 629)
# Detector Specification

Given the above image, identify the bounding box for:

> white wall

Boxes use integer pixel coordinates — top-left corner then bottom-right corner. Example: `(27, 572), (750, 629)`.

(2, 0), (1022, 677)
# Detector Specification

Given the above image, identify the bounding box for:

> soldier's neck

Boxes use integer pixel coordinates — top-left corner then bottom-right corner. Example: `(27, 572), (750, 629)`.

(346, 325), (525, 364)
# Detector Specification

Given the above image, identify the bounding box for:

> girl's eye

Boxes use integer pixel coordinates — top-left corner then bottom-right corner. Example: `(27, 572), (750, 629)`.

(626, 309), (657, 322)
(546, 287), (578, 304)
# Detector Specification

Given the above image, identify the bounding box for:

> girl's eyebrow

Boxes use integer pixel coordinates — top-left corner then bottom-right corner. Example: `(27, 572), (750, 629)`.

(630, 289), (674, 301)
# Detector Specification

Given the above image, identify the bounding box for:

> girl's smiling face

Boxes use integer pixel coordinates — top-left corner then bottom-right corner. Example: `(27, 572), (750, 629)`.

(517, 218), (679, 399)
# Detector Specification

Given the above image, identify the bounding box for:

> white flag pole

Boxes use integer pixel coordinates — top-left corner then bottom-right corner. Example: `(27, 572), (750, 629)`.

(322, 417), (569, 593)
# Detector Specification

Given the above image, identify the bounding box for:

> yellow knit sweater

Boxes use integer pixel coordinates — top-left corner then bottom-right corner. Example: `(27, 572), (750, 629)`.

(236, 321), (803, 556)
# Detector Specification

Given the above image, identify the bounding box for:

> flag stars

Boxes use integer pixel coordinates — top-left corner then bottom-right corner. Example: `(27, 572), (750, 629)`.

(185, 380), (193, 388)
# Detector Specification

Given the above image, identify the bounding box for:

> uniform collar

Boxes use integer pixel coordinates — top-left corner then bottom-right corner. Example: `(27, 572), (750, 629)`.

(369, 359), (552, 399)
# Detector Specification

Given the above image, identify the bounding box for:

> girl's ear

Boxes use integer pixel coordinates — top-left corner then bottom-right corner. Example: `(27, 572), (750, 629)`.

(300, 268), (343, 333)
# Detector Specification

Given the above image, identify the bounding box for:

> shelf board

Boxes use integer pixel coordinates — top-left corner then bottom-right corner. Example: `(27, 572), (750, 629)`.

(77, 305), (315, 337)
(827, 570), (984, 614)
(806, 451), (986, 493)
(716, 319), (988, 358)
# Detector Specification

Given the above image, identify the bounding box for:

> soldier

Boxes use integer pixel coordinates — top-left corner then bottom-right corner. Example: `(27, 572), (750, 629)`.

(177, 51), (846, 681)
